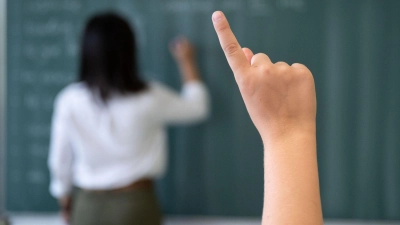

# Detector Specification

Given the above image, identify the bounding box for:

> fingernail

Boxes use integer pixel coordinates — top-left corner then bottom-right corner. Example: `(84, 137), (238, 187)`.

(212, 11), (223, 22)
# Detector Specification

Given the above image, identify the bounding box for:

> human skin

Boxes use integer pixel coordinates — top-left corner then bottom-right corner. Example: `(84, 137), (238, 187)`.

(169, 37), (201, 83)
(58, 196), (72, 224)
(212, 11), (323, 225)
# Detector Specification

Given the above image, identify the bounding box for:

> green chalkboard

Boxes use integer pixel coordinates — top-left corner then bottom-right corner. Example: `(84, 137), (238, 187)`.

(6, 0), (400, 219)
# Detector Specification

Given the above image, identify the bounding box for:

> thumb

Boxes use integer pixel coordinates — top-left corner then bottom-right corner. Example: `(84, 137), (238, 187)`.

(242, 48), (254, 64)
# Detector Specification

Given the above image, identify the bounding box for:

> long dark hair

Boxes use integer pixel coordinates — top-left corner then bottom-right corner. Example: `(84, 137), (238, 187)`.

(79, 13), (147, 102)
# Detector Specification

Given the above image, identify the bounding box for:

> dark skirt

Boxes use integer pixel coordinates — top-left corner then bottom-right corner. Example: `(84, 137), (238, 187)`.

(71, 186), (162, 225)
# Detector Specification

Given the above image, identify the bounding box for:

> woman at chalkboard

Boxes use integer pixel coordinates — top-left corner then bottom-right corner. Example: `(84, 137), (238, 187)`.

(48, 13), (209, 225)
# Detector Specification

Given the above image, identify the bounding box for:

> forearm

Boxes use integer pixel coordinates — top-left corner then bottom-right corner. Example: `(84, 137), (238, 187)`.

(177, 60), (200, 83)
(262, 130), (323, 225)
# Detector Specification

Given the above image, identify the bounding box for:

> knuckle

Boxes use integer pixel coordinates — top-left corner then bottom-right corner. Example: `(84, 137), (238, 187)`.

(296, 68), (307, 75)
(259, 65), (272, 75)
(297, 71), (314, 85)
(292, 63), (313, 80)
(255, 53), (268, 60)
(297, 67), (312, 77)
(292, 63), (310, 72)
(276, 61), (289, 68)
(251, 53), (271, 66)
(275, 61), (288, 66)
(224, 43), (240, 56)
(278, 64), (290, 72)
(291, 62), (305, 67)
(274, 62), (291, 75)
(256, 53), (267, 57)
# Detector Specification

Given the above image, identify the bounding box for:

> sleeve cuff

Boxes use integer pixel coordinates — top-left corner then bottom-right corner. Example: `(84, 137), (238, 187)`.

(50, 181), (72, 198)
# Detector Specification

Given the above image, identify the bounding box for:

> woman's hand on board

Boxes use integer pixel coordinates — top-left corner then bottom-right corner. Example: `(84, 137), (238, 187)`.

(170, 36), (201, 82)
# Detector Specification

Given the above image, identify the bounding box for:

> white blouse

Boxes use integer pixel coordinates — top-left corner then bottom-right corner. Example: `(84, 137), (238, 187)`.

(48, 81), (210, 198)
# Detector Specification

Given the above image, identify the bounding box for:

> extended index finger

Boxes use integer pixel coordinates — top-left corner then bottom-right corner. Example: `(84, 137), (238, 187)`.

(212, 11), (249, 75)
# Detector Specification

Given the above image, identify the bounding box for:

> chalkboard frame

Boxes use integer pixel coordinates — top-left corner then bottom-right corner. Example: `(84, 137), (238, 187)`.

(0, 0), (7, 216)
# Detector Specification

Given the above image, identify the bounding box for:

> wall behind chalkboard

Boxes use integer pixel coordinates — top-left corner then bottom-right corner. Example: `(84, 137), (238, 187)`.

(6, 0), (400, 219)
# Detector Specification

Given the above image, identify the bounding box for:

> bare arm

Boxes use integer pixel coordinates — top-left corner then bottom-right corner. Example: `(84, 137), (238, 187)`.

(212, 11), (323, 225)
(169, 37), (201, 82)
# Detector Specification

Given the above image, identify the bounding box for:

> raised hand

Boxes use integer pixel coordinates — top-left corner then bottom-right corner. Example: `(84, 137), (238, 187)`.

(212, 11), (322, 225)
(212, 11), (316, 139)
(169, 36), (200, 82)
(169, 36), (196, 64)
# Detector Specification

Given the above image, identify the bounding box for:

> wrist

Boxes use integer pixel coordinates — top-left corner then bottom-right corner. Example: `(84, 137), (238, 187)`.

(260, 122), (316, 146)
(178, 61), (201, 82)
(177, 58), (195, 67)
(58, 196), (71, 207)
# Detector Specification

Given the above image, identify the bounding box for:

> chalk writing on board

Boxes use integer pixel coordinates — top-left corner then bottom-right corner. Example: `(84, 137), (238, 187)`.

(19, 70), (75, 85)
(62, 21), (80, 57)
(24, 95), (40, 110)
(19, 71), (36, 84)
(27, 124), (51, 138)
(165, 1), (214, 13)
(221, 1), (244, 12)
(249, 0), (273, 16)
(24, 94), (54, 111)
(41, 97), (55, 110)
(26, 0), (82, 13)
(276, 0), (306, 12)
(27, 170), (46, 184)
(165, 1), (189, 12)
(131, 17), (147, 48)
(65, 40), (79, 58)
(41, 71), (75, 85)
(24, 44), (63, 63)
(24, 20), (70, 37)
(192, 1), (214, 12)
(30, 143), (49, 158)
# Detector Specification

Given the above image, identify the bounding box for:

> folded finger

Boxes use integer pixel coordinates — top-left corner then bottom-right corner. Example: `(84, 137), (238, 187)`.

(251, 53), (273, 67)
(242, 47), (254, 64)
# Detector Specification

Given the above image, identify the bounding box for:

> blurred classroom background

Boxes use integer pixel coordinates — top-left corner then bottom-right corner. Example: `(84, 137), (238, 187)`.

(1, 0), (400, 224)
